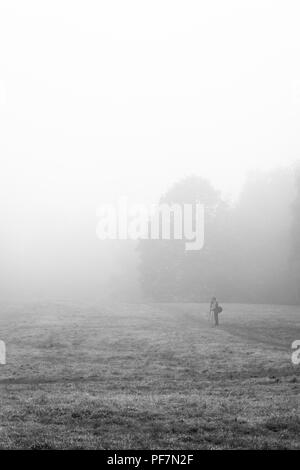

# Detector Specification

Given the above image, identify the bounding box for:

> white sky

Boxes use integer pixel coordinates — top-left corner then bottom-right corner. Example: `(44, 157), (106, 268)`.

(1, 0), (300, 209)
(0, 1), (300, 299)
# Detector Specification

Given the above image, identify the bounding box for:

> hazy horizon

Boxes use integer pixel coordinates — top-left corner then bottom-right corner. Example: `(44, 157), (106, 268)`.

(1, 1), (300, 301)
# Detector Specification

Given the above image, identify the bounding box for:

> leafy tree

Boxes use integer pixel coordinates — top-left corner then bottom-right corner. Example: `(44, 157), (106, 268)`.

(229, 169), (296, 303)
(137, 176), (226, 301)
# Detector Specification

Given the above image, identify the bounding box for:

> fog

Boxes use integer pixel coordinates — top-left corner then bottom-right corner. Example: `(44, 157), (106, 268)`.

(1, 1), (300, 302)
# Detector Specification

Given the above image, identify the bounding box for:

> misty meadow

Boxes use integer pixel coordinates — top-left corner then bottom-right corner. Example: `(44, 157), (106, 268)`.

(0, 1), (299, 452)
(0, 170), (300, 449)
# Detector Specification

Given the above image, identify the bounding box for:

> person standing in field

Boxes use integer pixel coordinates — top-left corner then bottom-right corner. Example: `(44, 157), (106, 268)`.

(210, 296), (223, 326)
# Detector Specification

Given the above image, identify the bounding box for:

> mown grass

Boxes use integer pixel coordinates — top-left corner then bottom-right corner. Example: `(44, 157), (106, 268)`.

(0, 301), (299, 449)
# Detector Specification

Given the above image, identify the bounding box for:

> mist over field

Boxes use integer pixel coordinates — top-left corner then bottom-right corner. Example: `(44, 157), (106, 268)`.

(1, 166), (300, 305)
(0, 0), (299, 452)
(1, 1), (300, 306)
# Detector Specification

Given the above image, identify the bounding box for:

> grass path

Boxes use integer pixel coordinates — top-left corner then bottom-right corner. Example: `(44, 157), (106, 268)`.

(0, 302), (299, 449)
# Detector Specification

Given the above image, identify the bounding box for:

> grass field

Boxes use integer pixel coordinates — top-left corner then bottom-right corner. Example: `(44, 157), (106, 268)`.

(0, 301), (299, 449)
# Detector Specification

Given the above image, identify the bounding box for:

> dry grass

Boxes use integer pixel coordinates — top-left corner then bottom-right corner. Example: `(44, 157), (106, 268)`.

(0, 301), (299, 449)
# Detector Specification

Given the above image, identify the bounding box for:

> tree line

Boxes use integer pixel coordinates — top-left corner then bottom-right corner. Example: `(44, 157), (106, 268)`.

(138, 167), (300, 304)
